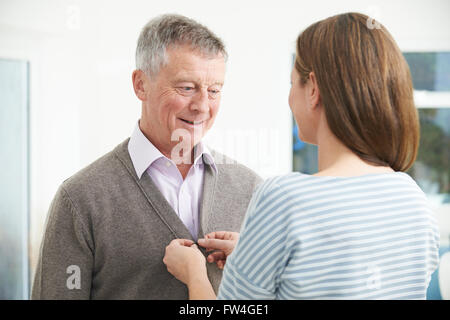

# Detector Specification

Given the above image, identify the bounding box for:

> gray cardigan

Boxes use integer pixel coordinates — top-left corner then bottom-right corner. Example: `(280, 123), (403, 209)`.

(31, 138), (262, 299)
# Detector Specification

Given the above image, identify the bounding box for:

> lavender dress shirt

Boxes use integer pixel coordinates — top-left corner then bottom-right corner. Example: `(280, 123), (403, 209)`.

(127, 121), (217, 241)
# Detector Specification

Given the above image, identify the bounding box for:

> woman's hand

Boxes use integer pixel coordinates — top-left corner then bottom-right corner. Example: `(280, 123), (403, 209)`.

(163, 239), (207, 286)
(198, 231), (239, 269)
(163, 239), (216, 300)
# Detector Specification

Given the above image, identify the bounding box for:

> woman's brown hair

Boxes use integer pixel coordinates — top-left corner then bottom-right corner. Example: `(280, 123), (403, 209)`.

(295, 12), (419, 171)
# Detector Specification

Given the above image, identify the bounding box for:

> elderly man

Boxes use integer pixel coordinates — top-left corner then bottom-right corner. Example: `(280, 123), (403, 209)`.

(32, 14), (262, 299)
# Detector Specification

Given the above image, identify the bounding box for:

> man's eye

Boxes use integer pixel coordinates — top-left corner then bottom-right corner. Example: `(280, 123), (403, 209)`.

(182, 87), (194, 91)
(208, 90), (220, 99)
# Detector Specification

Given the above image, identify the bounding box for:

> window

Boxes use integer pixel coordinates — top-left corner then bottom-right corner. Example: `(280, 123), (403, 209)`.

(404, 52), (450, 205)
(0, 58), (30, 299)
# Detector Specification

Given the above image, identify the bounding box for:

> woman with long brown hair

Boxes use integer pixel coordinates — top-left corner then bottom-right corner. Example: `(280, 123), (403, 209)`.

(162, 12), (440, 300)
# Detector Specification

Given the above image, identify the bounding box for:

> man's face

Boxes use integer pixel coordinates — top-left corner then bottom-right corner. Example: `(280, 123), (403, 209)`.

(139, 45), (226, 155)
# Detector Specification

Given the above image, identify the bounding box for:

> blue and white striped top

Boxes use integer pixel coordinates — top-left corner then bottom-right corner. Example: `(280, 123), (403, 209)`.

(217, 172), (440, 300)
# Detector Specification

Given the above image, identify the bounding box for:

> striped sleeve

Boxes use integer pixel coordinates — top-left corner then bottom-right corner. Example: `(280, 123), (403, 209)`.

(217, 177), (292, 300)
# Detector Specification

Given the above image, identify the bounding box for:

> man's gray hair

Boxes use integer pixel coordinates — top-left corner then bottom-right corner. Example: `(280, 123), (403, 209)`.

(136, 14), (227, 77)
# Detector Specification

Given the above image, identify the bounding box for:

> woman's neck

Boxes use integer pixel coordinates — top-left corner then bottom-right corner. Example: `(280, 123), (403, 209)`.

(315, 127), (394, 177)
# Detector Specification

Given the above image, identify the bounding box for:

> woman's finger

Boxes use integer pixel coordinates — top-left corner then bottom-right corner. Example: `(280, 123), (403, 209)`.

(205, 231), (230, 240)
(207, 251), (226, 263)
(198, 238), (233, 251)
(169, 238), (194, 247)
(217, 260), (225, 269)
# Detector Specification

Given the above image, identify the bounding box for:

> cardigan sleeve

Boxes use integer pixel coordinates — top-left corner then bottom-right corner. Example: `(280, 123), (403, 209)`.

(31, 185), (94, 299)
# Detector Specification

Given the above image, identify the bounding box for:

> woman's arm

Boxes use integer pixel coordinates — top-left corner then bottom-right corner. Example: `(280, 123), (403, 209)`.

(163, 232), (239, 299)
(163, 239), (216, 299)
(186, 271), (216, 300)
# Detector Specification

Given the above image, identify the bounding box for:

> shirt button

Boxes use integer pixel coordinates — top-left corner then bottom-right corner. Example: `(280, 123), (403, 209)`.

(165, 161), (171, 167)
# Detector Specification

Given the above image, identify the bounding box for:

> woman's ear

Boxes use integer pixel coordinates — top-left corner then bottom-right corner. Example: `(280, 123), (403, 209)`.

(308, 72), (321, 109)
(132, 70), (148, 101)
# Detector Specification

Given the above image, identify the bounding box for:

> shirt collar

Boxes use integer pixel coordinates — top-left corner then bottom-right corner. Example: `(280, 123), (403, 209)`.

(193, 142), (217, 173)
(128, 121), (218, 179)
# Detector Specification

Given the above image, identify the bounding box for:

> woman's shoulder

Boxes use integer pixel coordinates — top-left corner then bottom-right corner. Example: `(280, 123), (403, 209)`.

(255, 172), (306, 195)
(250, 172), (319, 210)
(256, 171), (343, 194)
(254, 171), (426, 205)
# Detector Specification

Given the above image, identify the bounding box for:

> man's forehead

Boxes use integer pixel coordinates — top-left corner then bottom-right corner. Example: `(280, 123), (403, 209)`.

(171, 70), (224, 85)
(164, 51), (225, 84)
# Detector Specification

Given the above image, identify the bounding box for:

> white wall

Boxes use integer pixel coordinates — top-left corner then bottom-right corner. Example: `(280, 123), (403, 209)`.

(1, 0), (450, 280)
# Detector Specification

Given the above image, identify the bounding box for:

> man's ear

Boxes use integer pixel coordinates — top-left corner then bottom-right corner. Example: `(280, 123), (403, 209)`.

(308, 72), (321, 110)
(132, 69), (149, 101)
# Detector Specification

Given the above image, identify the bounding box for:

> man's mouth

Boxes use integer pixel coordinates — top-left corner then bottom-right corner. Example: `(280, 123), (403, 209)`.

(179, 118), (205, 125)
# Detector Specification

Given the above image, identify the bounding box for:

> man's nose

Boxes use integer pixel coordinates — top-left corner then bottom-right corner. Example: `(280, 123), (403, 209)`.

(190, 89), (210, 113)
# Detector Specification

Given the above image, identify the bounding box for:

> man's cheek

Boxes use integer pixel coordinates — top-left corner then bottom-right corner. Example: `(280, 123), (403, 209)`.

(208, 109), (219, 127)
